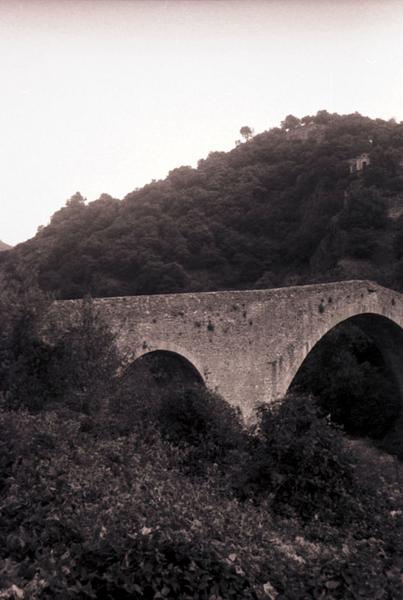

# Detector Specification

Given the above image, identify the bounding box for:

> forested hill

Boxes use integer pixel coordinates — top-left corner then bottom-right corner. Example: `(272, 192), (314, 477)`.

(0, 241), (11, 252)
(4, 110), (403, 299)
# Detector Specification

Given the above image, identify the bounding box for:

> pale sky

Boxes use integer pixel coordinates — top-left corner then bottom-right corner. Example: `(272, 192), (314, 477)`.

(1, 0), (403, 245)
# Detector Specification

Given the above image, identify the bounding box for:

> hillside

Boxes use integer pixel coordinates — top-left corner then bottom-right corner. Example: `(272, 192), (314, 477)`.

(0, 240), (11, 252)
(4, 110), (403, 299)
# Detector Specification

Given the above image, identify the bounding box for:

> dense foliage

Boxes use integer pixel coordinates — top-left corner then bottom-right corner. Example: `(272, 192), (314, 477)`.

(1, 395), (402, 598)
(0, 273), (117, 414)
(233, 396), (357, 523)
(0, 274), (52, 411)
(3, 110), (403, 298)
(1, 290), (403, 598)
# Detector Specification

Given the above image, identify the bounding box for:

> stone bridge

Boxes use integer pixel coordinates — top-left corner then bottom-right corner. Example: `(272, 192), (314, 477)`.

(58, 280), (403, 418)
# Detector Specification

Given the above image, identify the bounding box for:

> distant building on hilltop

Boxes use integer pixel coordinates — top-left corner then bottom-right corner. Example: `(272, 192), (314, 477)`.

(348, 153), (370, 174)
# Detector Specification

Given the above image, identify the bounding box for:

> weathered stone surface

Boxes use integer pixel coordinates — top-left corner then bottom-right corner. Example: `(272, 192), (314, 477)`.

(55, 280), (403, 419)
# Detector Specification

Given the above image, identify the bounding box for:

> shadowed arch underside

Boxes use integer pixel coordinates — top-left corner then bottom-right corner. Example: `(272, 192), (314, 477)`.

(288, 313), (403, 440)
(289, 313), (403, 397)
(122, 350), (205, 389)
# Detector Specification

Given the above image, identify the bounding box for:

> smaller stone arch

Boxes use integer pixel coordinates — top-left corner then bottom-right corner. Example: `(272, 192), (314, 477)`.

(121, 349), (205, 391)
(134, 340), (207, 384)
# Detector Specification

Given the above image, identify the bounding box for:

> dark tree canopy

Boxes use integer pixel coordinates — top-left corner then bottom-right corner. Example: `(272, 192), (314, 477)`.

(239, 126), (254, 141)
(4, 110), (403, 299)
(281, 114), (300, 130)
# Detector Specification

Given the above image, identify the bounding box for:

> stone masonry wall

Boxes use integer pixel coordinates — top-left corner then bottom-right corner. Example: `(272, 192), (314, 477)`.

(55, 280), (403, 419)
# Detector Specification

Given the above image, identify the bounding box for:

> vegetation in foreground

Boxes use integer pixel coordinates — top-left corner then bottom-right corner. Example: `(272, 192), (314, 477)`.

(1, 398), (403, 600)
(0, 283), (403, 598)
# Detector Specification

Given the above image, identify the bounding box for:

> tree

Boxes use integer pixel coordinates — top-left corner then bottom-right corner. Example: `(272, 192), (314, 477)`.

(281, 114), (300, 130)
(314, 109), (333, 125)
(239, 126), (254, 142)
(3, 111), (400, 299)
(66, 192), (86, 207)
(340, 185), (387, 230)
(49, 297), (119, 414)
(0, 267), (54, 411)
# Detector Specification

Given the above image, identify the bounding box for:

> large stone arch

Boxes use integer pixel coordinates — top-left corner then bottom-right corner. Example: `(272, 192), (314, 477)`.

(283, 312), (403, 401)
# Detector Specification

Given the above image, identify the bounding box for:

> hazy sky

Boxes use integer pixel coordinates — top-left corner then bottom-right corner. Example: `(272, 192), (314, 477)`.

(1, 0), (403, 245)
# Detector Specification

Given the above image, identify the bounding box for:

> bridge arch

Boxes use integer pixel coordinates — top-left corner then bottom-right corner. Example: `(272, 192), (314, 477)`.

(283, 312), (403, 438)
(285, 311), (403, 399)
(122, 348), (205, 390)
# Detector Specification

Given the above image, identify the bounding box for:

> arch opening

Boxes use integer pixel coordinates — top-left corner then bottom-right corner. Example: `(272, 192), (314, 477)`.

(288, 313), (403, 453)
(122, 350), (205, 391)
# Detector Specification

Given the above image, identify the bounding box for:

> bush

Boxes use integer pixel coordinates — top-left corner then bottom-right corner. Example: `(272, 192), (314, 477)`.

(0, 273), (55, 411)
(69, 537), (258, 600)
(155, 386), (247, 474)
(157, 387), (239, 444)
(0, 405), (402, 599)
(48, 297), (120, 414)
(0, 278), (119, 415)
(0, 409), (259, 599)
(107, 368), (247, 472)
(233, 394), (357, 522)
(0, 417), (18, 494)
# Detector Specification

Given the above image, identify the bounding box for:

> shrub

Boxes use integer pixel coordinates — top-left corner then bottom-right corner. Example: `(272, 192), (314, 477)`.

(234, 394), (357, 522)
(0, 276), (119, 415)
(0, 407), (402, 599)
(0, 272), (55, 411)
(68, 536), (258, 600)
(107, 371), (247, 472)
(155, 386), (247, 473)
(0, 409), (259, 599)
(48, 297), (120, 414)
(0, 417), (18, 494)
